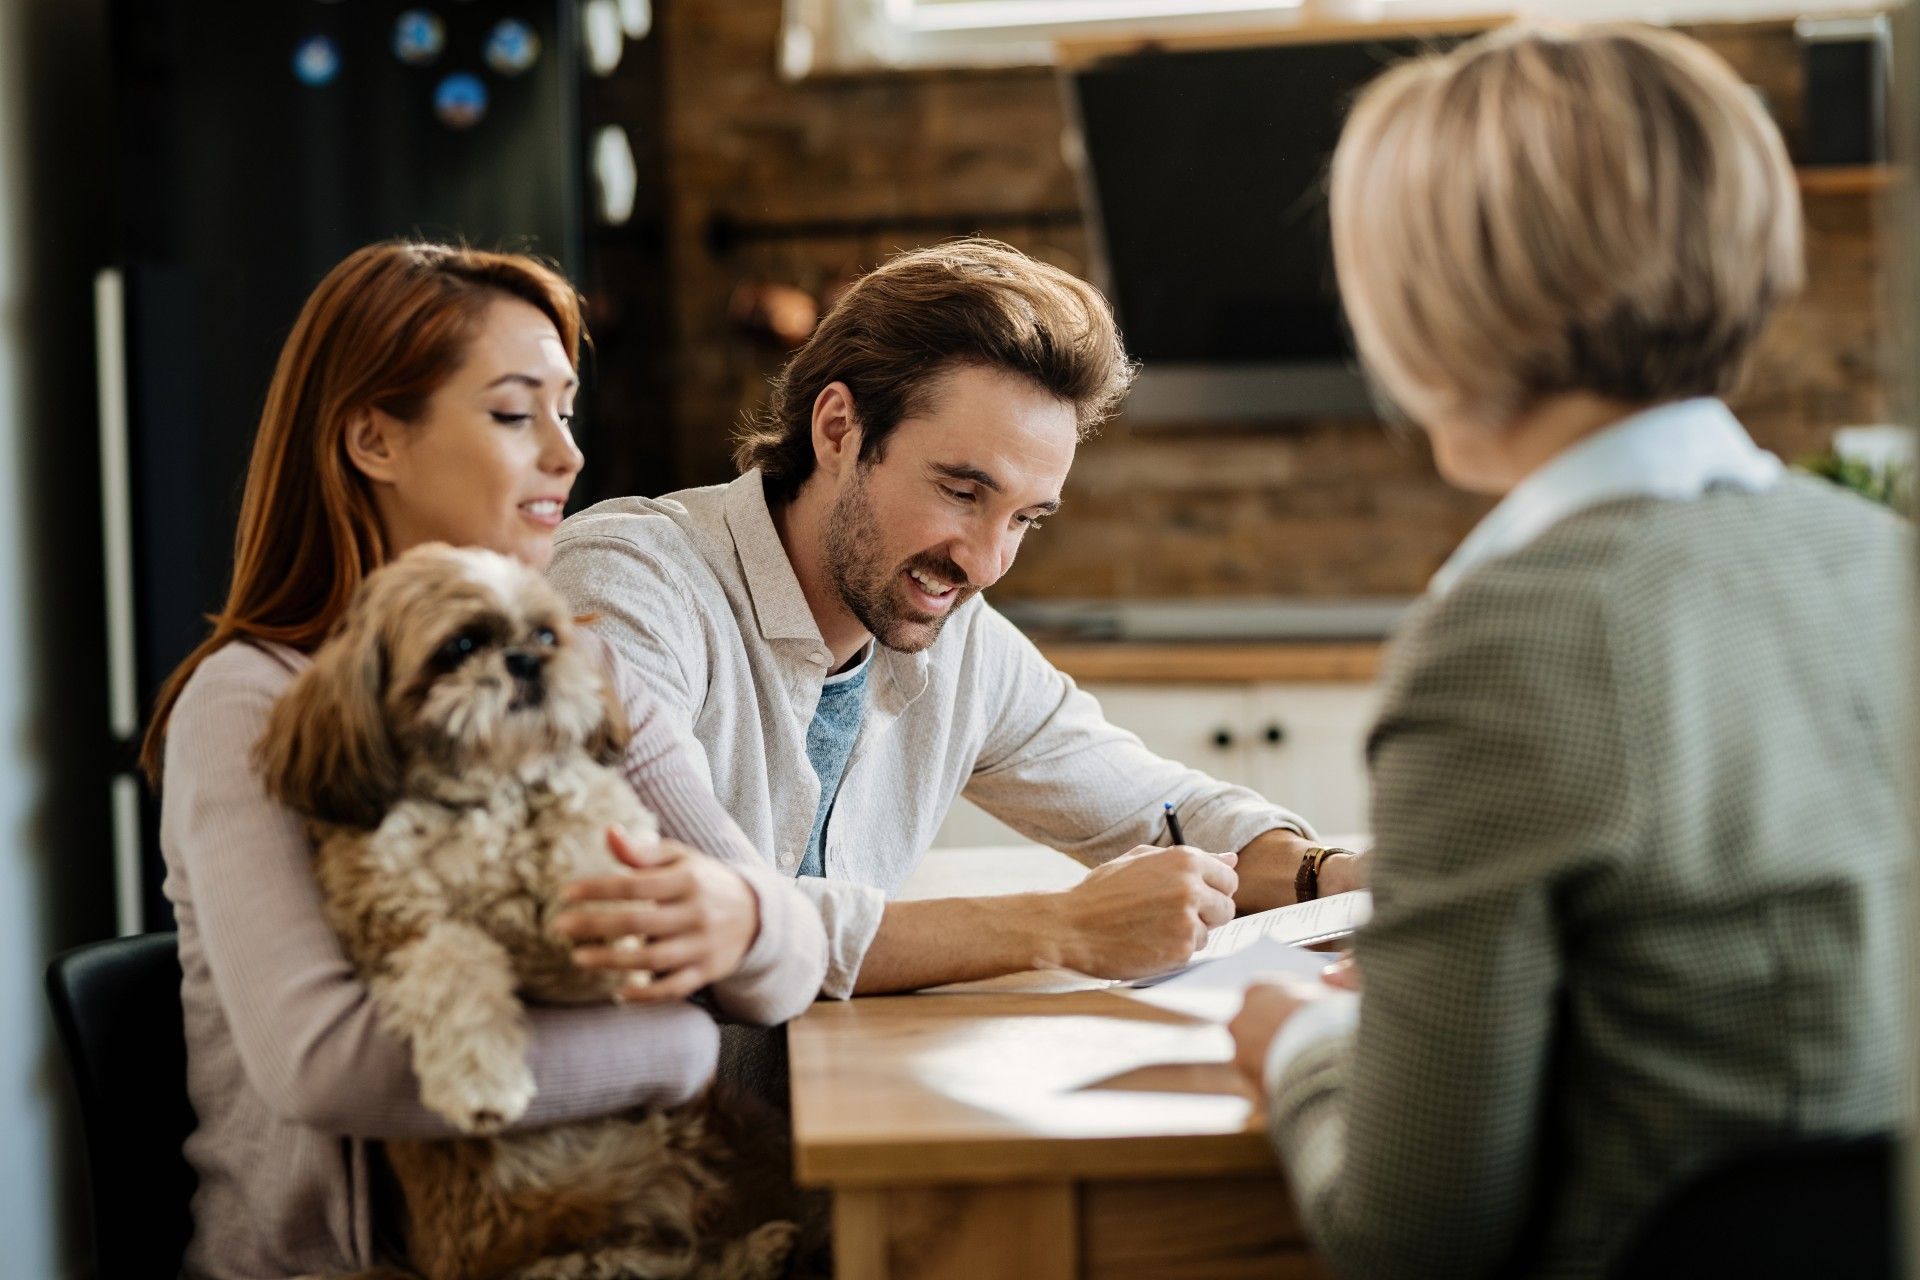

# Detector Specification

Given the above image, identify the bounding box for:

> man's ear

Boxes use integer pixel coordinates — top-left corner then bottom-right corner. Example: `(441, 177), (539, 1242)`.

(810, 381), (860, 479)
(343, 407), (406, 486)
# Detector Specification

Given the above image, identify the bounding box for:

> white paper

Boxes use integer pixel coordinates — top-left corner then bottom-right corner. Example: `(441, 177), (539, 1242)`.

(908, 890), (1371, 1000)
(1184, 890), (1372, 968)
(1120, 938), (1333, 1021)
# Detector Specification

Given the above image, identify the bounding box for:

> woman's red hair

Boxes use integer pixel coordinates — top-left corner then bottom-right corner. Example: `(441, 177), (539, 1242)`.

(140, 241), (587, 783)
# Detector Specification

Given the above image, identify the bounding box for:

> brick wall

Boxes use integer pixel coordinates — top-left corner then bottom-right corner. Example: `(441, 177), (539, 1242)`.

(630, 4), (1889, 598)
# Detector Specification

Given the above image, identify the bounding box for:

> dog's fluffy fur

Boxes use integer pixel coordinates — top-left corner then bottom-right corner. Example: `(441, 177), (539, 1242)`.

(256, 544), (794, 1280)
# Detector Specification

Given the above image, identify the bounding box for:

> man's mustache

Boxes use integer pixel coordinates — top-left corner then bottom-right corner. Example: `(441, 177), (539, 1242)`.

(903, 554), (971, 590)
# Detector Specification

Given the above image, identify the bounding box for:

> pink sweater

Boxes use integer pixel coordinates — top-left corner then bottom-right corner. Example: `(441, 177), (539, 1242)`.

(160, 639), (826, 1279)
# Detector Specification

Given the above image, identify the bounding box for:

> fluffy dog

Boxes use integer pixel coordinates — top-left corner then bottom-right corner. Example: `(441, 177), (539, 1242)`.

(255, 543), (795, 1280)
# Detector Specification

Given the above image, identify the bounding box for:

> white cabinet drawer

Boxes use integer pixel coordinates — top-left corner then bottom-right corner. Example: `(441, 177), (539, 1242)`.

(933, 679), (1379, 848)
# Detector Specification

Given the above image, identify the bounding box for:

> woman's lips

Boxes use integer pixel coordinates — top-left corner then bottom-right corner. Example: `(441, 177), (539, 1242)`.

(519, 498), (566, 528)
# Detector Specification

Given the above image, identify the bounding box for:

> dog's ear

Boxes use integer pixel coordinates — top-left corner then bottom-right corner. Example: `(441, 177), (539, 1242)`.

(583, 646), (634, 768)
(254, 599), (401, 830)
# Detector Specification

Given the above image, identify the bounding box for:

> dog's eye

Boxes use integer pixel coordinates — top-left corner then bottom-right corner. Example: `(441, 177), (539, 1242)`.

(437, 633), (480, 666)
(533, 627), (558, 647)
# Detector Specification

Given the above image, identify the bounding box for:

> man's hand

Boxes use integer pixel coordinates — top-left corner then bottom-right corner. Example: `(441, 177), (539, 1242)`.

(1047, 845), (1238, 979)
(1316, 849), (1370, 897)
(551, 826), (761, 1002)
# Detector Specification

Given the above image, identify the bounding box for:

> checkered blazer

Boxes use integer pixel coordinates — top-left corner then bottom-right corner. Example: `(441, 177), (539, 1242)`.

(1268, 475), (1914, 1279)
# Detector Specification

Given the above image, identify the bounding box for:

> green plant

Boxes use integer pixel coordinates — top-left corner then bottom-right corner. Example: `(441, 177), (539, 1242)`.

(1797, 451), (1915, 517)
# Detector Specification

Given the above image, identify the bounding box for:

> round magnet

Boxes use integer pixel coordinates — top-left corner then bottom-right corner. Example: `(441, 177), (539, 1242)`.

(293, 35), (341, 86)
(434, 72), (488, 129)
(484, 19), (541, 76)
(394, 10), (447, 66)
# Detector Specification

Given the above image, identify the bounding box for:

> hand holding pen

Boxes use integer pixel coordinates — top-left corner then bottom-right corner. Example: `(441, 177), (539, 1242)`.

(1161, 801), (1186, 847)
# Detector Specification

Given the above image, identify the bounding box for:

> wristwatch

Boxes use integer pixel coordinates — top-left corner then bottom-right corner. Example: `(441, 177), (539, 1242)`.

(1294, 845), (1356, 903)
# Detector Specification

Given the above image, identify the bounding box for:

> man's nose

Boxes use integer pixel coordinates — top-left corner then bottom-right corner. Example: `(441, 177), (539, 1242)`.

(950, 529), (1012, 587)
(504, 650), (544, 680)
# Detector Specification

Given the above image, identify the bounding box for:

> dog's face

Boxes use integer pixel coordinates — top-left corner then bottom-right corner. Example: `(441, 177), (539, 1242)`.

(258, 543), (630, 828)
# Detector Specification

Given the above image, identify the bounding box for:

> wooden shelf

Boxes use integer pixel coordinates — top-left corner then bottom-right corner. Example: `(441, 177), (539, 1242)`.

(1797, 166), (1896, 197)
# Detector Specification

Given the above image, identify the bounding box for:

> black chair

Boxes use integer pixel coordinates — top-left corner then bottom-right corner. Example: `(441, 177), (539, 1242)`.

(1607, 1133), (1897, 1278)
(46, 931), (198, 1280)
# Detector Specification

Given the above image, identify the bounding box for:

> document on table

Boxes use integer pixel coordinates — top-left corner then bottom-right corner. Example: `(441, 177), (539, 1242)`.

(915, 890), (1370, 999)
(1135, 890), (1373, 986)
(1120, 938), (1333, 1022)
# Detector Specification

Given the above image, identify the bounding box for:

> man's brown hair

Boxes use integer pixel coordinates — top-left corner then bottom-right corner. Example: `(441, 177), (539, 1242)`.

(734, 239), (1135, 502)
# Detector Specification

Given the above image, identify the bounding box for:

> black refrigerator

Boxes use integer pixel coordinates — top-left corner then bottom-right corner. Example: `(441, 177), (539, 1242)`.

(100, 0), (588, 933)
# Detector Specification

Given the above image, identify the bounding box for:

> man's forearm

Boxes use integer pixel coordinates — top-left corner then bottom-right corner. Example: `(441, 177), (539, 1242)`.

(850, 893), (1066, 995)
(1234, 827), (1314, 912)
(1235, 828), (1368, 913)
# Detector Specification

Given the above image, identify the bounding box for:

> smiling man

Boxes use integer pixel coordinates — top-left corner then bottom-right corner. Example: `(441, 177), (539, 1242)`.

(549, 239), (1355, 1000)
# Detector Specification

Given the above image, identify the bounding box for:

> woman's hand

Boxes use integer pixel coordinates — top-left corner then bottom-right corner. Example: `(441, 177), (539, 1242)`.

(1228, 955), (1361, 1086)
(551, 826), (762, 1002)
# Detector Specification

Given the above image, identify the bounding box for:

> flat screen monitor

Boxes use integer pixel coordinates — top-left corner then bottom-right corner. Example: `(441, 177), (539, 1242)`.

(1069, 33), (1461, 423)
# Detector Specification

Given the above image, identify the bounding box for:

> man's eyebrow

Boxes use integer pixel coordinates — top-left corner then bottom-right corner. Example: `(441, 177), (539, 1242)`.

(931, 462), (1061, 514)
(484, 372), (580, 391)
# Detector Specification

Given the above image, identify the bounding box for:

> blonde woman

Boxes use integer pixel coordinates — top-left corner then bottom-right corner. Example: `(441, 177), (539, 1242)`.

(1228, 25), (1911, 1278)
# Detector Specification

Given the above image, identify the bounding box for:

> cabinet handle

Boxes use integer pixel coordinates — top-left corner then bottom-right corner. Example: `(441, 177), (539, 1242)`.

(1263, 722), (1287, 746)
(1211, 727), (1236, 750)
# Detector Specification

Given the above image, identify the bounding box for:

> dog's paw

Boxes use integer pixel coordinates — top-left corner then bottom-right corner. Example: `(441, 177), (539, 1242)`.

(731, 1220), (799, 1280)
(419, 1055), (536, 1134)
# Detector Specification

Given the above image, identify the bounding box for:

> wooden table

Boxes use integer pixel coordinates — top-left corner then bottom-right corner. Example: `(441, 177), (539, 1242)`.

(787, 986), (1334, 1279)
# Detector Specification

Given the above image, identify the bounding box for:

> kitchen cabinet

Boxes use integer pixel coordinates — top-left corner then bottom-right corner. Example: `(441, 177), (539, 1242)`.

(932, 679), (1382, 848)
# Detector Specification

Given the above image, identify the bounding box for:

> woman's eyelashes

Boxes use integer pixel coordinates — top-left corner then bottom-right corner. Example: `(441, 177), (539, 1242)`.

(489, 407), (576, 427)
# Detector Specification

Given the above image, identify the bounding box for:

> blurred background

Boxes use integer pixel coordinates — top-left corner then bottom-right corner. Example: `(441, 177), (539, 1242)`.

(1, 0), (1910, 1273)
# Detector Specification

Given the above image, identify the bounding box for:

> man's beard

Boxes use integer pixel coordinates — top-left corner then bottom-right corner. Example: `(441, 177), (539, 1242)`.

(822, 467), (975, 653)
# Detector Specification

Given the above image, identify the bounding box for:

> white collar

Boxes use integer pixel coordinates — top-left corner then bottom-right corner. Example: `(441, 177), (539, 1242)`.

(1428, 398), (1783, 599)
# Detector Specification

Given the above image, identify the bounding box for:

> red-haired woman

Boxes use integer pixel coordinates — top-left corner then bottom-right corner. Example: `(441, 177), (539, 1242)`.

(142, 243), (825, 1279)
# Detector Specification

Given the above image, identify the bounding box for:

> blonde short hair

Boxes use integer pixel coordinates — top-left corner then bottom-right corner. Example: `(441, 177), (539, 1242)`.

(1329, 23), (1803, 429)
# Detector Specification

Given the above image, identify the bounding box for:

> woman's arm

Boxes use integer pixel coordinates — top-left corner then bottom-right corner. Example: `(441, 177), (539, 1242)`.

(1265, 569), (1638, 1279)
(163, 644), (720, 1139)
(606, 646), (829, 1024)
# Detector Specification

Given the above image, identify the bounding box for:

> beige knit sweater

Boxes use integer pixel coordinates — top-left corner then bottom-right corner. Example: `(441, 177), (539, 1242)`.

(160, 637), (826, 1280)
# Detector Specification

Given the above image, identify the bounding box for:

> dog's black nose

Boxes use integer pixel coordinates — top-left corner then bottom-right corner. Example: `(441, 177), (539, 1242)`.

(504, 651), (543, 681)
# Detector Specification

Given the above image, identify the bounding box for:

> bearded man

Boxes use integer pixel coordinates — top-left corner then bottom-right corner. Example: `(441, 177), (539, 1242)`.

(549, 239), (1361, 1001)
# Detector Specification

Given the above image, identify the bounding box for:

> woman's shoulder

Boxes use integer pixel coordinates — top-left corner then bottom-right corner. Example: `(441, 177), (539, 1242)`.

(1382, 544), (1618, 721)
(171, 639), (312, 728)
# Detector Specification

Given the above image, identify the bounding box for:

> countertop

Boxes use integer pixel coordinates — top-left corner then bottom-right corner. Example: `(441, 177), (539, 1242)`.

(1036, 640), (1383, 683)
(1000, 596), (1401, 683)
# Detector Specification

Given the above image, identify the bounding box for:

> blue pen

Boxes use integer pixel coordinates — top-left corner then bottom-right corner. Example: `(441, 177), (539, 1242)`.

(1162, 801), (1186, 847)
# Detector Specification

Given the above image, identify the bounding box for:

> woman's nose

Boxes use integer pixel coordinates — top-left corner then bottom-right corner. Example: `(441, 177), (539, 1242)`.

(541, 414), (584, 476)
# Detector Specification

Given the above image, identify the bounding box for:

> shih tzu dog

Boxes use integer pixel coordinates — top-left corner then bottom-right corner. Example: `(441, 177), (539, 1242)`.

(255, 543), (795, 1280)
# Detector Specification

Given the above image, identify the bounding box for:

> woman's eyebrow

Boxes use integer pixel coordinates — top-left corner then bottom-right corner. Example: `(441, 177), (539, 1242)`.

(484, 372), (580, 391)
